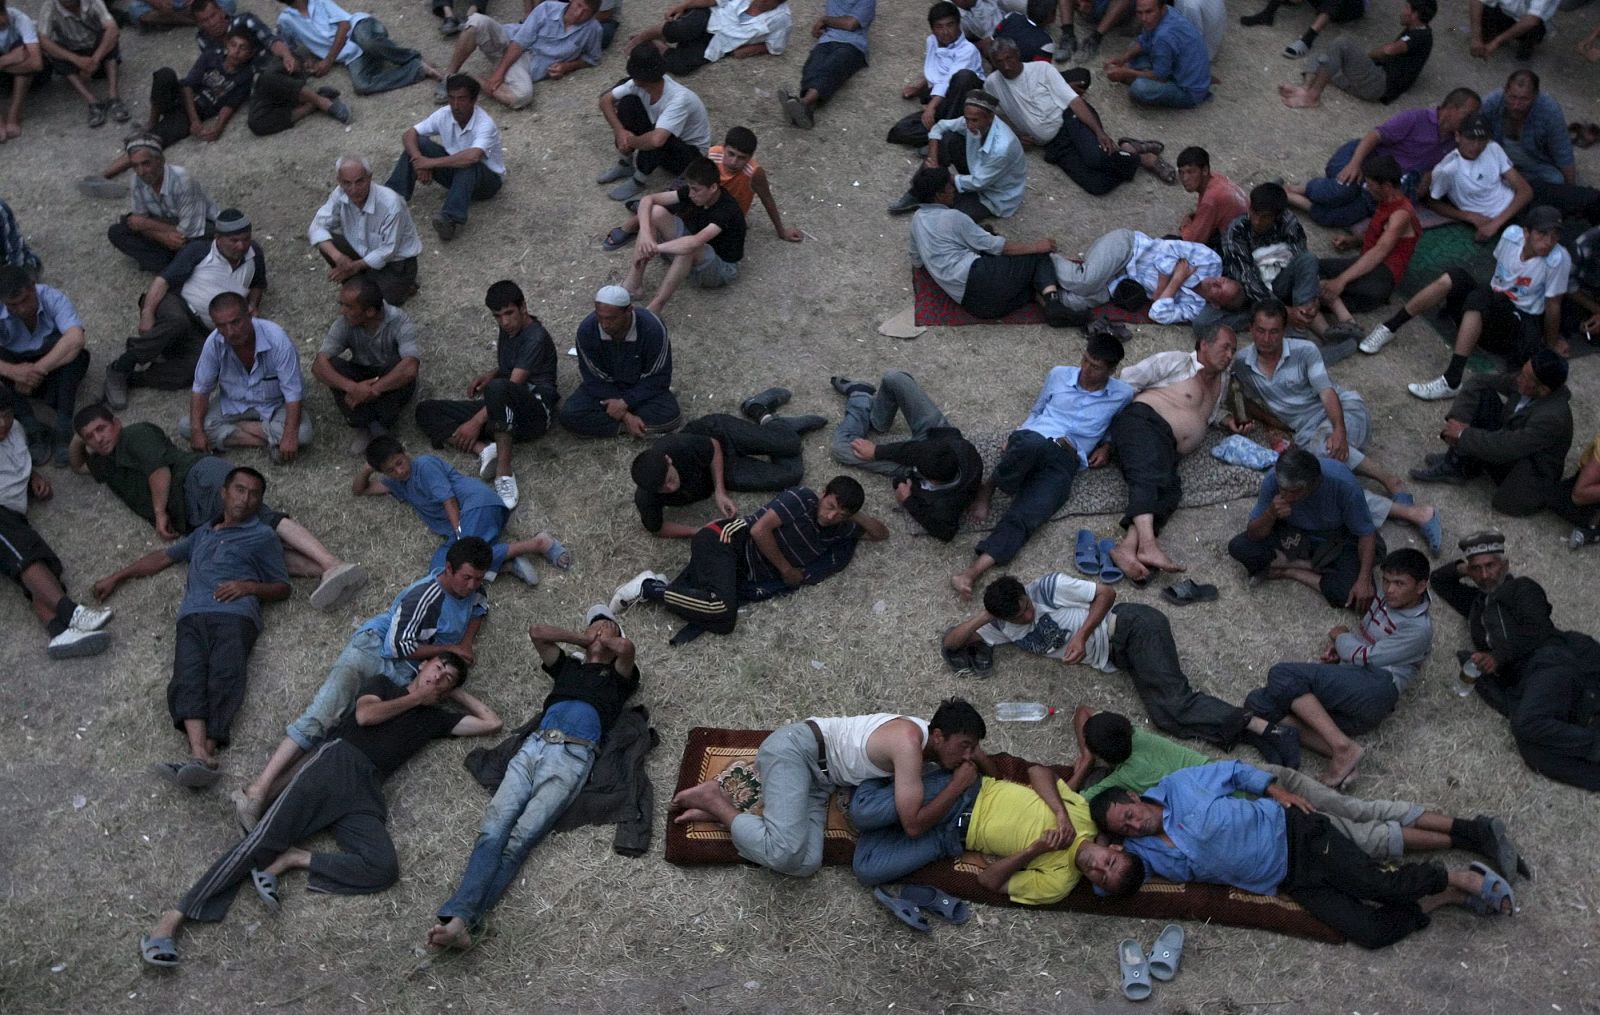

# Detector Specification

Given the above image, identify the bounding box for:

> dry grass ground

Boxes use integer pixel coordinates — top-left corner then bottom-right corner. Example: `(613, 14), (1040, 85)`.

(2, 0), (1599, 1011)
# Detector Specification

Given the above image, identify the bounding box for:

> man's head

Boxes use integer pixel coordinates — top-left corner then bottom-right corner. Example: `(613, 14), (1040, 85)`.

(626, 41), (667, 84)
(630, 447), (677, 494)
(1134, 0), (1166, 31)
(220, 466), (266, 524)
(990, 36), (1023, 78)
(365, 433), (409, 478)
(1436, 87), (1482, 135)
(1402, 0), (1436, 24)
(446, 74), (479, 121)
(0, 266), (35, 319)
(1080, 333), (1126, 390)
(910, 165), (955, 206)
(193, 0), (229, 37)
(915, 443), (961, 485)
(817, 475), (865, 526)
(581, 605), (628, 663)
(1083, 711), (1133, 764)
(1176, 146), (1211, 194)
(961, 90), (998, 137)
(335, 155), (374, 207)
(127, 137), (166, 187)
(411, 653), (469, 703)
(213, 208), (253, 262)
(927, 697), (986, 768)
(1247, 182), (1289, 236)
(1249, 298), (1287, 356)
(1196, 323), (1238, 371)
(1274, 447), (1323, 504)
(1090, 787), (1163, 838)
(1196, 275), (1243, 311)
(1502, 69), (1538, 120)
(1076, 840), (1145, 897)
(209, 292), (253, 349)
(339, 275), (385, 327)
(565, 0), (597, 22)
(720, 126), (758, 174)
(1519, 346), (1568, 398)
(1455, 112), (1493, 160)
(1459, 529), (1508, 590)
(485, 279), (532, 334)
(222, 27), (258, 69)
(73, 404), (122, 455)
(981, 575), (1032, 625)
(683, 157), (723, 207)
(928, 1), (962, 44)
(1521, 204), (1563, 258)
(1379, 548), (1430, 609)
(1361, 153), (1404, 198)
(1026, 0), (1056, 24)
(440, 537), (493, 596)
(593, 285), (634, 337)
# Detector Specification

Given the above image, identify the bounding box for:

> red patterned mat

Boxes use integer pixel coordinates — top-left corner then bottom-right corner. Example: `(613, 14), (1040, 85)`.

(911, 267), (1154, 328)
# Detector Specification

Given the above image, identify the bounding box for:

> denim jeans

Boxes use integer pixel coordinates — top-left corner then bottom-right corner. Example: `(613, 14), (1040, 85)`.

(1127, 56), (1205, 109)
(976, 429), (1082, 565)
(849, 769), (975, 886)
(385, 138), (504, 224)
(437, 736), (596, 928)
(728, 722), (831, 876)
(286, 628), (410, 749)
(347, 17), (426, 95)
(429, 502), (510, 576)
(830, 370), (951, 477)
(1304, 140), (1375, 228)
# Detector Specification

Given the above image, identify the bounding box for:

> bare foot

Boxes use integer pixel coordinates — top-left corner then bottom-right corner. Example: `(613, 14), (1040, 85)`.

(673, 806), (716, 825)
(2, 123), (20, 140)
(950, 572), (975, 599)
(1320, 744), (1363, 788)
(670, 777), (732, 817)
(1134, 545), (1185, 574)
(1108, 543), (1149, 583)
(1277, 82), (1297, 96)
(426, 917), (473, 952)
(1281, 87), (1319, 109)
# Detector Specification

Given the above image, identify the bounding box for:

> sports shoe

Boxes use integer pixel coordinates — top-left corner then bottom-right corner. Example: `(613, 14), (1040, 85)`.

(47, 627), (111, 660)
(596, 159), (633, 184)
(509, 556), (540, 586)
(1044, 292), (1091, 329)
(1282, 38), (1310, 58)
(608, 177), (647, 202)
(1054, 26), (1076, 63)
(478, 442), (498, 478)
(741, 387), (792, 423)
(106, 98), (131, 122)
(70, 604), (113, 632)
(778, 89), (813, 129)
(1359, 323), (1395, 355)
(102, 366), (130, 410)
(610, 569), (668, 613)
(494, 474), (519, 511)
(1407, 375), (1459, 401)
(1319, 337), (1359, 367)
(326, 98), (352, 124)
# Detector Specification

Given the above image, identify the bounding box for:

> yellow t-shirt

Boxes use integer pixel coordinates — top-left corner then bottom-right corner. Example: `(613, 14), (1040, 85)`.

(963, 776), (1096, 905)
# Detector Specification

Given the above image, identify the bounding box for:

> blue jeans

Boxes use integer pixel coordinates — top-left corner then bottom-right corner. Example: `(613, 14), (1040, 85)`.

(437, 736), (596, 928)
(1127, 56), (1206, 109)
(830, 370), (951, 478)
(385, 138), (505, 224)
(1304, 140), (1375, 228)
(286, 629), (410, 750)
(976, 429), (1082, 565)
(849, 769), (975, 886)
(428, 502), (510, 576)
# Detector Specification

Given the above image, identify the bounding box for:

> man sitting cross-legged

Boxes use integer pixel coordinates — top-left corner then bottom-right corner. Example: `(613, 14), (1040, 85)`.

(426, 608), (638, 952)
(612, 477), (887, 640)
(594, 44), (712, 203)
(1093, 762), (1515, 949)
(889, 90), (1024, 222)
(307, 155), (423, 307)
(0, 266), (90, 466)
(414, 280), (558, 512)
(137, 653), (501, 969)
(71, 406), (366, 610)
(440, 0), (601, 110)
(1102, 324), (1235, 582)
(827, 371), (982, 543)
(952, 337), (1131, 598)
(624, 156), (746, 314)
(1101, 0), (1211, 110)
(942, 573), (1300, 763)
(1240, 548), (1434, 787)
(232, 538), (494, 830)
(311, 275), (420, 458)
(631, 387), (826, 537)
(179, 293), (314, 464)
(93, 466), (288, 788)
(558, 286), (683, 439)
(353, 434), (569, 586)
(668, 700), (988, 877)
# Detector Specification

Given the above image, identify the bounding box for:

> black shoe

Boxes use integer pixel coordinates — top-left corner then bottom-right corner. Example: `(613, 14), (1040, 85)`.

(887, 191), (919, 216)
(1265, 724), (1302, 769)
(941, 641), (976, 673)
(1043, 293), (1091, 329)
(773, 414), (827, 435)
(1319, 337), (1359, 367)
(969, 640), (994, 674)
(740, 387), (792, 423)
(1409, 457), (1469, 485)
(1423, 451), (1449, 467)
(1241, 729), (1282, 767)
(830, 375), (876, 398)
(1240, 5), (1276, 25)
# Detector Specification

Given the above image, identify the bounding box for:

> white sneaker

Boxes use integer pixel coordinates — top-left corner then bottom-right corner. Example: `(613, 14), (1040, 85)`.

(478, 442), (498, 478)
(508, 556), (540, 586)
(1359, 324), (1395, 355)
(48, 627), (111, 659)
(610, 569), (667, 614)
(70, 604), (113, 632)
(1407, 375), (1460, 401)
(494, 475), (519, 511)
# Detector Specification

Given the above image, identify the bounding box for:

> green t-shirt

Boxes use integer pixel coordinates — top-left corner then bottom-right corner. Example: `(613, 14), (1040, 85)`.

(1081, 727), (1210, 801)
(87, 422), (205, 532)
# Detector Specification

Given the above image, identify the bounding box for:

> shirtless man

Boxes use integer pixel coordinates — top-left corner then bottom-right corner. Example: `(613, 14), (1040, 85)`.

(1104, 325), (1237, 582)
(669, 701), (988, 877)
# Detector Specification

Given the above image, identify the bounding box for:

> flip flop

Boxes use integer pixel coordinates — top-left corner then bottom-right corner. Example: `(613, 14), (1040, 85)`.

(1161, 578), (1219, 605)
(898, 883), (972, 925)
(251, 868), (282, 913)
(1392, 492), (1415, 506)
(1118, 937), (1152, 1001)
(151, 760), (221, 789)
(1098, 538), (1123, 584)
(1147, 924), (1185, 981)
(140, 934), (179, 968)
(873, 886), (932, 932)
(1483, 815), (1533, 881)
(1075, 529), (1100, 575)
(1420, 508), (1443, 557)
(601, 226), (635, 251)
(539, 534), (574, 569)
(969, 640), (994, 675)
(1466, 861), (1514, 917)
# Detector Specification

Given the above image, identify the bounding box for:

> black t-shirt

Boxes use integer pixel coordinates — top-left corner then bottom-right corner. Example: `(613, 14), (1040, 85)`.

(330, 678), (462, 780)
(995, 13), (1051, 62)
(496, 320), (558, 392)
(1377, 25), (1432, 104)
(182, 49), (254, 119)
(675, 185), (746, 264)
(541, 653), (640, 737)
(634, 432), (717, 532)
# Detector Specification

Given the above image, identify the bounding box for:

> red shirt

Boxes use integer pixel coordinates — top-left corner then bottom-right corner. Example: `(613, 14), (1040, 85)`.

(1181, 173), (1248, 244)
(1364, 194), (1422, 284)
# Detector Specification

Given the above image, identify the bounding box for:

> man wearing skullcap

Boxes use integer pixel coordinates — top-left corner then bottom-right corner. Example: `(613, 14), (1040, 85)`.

(81, 137), (220, 273)
(559, 286), (681, 439)
(889, 89), (1024, 220)
(1429, 530), (1555, 710)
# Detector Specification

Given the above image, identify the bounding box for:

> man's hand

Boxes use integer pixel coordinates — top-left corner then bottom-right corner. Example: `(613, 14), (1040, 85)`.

(8, 363), (46, 393)
(967, 499), (990, 524)
(1440, 419), (1467, 446)
(1270, 493), (1294, 520)
(603, 398), (630, 421)
(277, 430), (300, 464)
(781, 564), (805, 588)
(1319, 278), (1346, 302)
(901, 82), (922, 100)
(448, 418), (483, 452)
(189, 430), (211, 454)
(1330, 233), (1362, 252)
(1470, 650), (1498, 674)
(154, 509), (180, 541)
(1087, 444), (1111, 468)
(894, 479), (913, 504)
(1582, 312), (1600, 335)
(195, 121), (222, 143)
(920, 104), (937, 131)
(1346, 573), (1375, 614)
(779, 225), (804, 243)
(444, 641), (476, 664)
(715, 491), (738, 518)
(213, 580), (257, 602)
(1325, 425), (1349, 461)
(344, 379), (379, 407)
(1060, 634), (1088, 666)
(1288, 301), (1318, 328)
(1470, 38), (1491, 59)
(328, 258), (363, 282)
(1267, 783), (1315, 813)
(1104, 65), (1135, 83)
(311, 57), (335, 77)
(1327, 624), (1350, 641)
(1335, 161), (1364, 187)
(850, 437), (877, 461)
(637, 230), (658, 259)
(949, 760), (979, 793)
(623, 413), (647, 438)
(485, 70), (507, 92)
(1223, 414), (1256, 435)
(812, 16), (825, 36)
(92, 574), (120, 601)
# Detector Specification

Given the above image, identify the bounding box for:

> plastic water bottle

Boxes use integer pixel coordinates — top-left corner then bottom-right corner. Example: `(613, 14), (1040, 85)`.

(995, 702), (1056, 722)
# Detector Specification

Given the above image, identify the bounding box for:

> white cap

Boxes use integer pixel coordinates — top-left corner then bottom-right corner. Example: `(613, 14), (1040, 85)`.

(585, 603), (626, 638)
(595, 285), (633, 307)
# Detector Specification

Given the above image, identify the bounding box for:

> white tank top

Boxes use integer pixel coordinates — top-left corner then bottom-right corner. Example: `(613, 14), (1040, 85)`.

(808, 713), (930, 786)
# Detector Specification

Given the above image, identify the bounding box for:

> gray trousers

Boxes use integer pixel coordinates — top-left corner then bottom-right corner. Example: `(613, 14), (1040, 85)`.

(1310, 37), (1388, 102)
(1051, 229), (1137, 305)
(729, 722), (831, 877)
(830, 370), (951, 477)
(1258, 763), (1424, 858)
(178, 400), (315, 449)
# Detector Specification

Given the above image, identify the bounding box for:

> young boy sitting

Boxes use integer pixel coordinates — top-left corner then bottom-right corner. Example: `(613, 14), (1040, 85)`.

(353, 434), (571, 585)
(1423, 113), (1530, 244)
(621, 156), (746, 314)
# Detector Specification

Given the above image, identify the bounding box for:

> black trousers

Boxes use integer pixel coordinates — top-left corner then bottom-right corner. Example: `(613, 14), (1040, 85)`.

(107, 215), (191, 273)
(615, 93), (702, 178)
(1551, 474), (1600, 529)
(177, 740), (398, 923)
(886, 70), (984, 148)
(1280, 809), (1444, 949)
(114, 289), (205, 387)
(799, 41), (866, 104)
(415, 381), (558, 447)
(320, 235), (419, 306)
(661, 523), (744, 634)
(247, 66), (307, 137)
(324, 358), (416, 429)
(1108, 401), (1181, 530)
(0, 346), (89, 439)
(1448, 382), (1564, 517)
(1440, 269), (1542, 368)
(1509, 632), (1600, 791)
(661, 7), (713, 75)
(559, 385), (683, 437)
(1108, 603), (1247, 747)
(1228, 523), (1368, 608)
(685, 414), (804, 490)
(168, 612), (260, 746)
(960, 253), (1055, 319)
(1042, 108), (1139, 196)
(146, 66), (197, 149)
(1318, 256), (1395, 312)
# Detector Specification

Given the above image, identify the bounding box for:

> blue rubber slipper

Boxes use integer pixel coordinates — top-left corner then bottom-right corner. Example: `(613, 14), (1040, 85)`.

(1098, 538), (1123, 584)
(1075, 528), (1100, 574)
(251, 868), (281, 913)
(1147, 923), (1184, 980)
(1119, 937), (1152, 1000)
(873, 886), (932, 932)
(1420, 508), (1442, 557)
(898, 883), (972, 925)
(539, 533), (574, 569)
(1466, 861), (1515, 917)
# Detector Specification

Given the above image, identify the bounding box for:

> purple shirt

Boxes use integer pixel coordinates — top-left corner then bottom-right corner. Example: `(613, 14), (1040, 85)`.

(1374, 107), (1454, 174)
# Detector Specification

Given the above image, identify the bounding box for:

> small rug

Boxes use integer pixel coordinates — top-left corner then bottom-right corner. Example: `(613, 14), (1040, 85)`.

(911, 268), (1154, 328)
(664, 730), (1343, 944)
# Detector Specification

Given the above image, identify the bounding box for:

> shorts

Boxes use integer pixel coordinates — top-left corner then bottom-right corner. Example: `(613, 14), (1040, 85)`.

(671, 218), (740, 289)
(0, 505), (63, 584)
